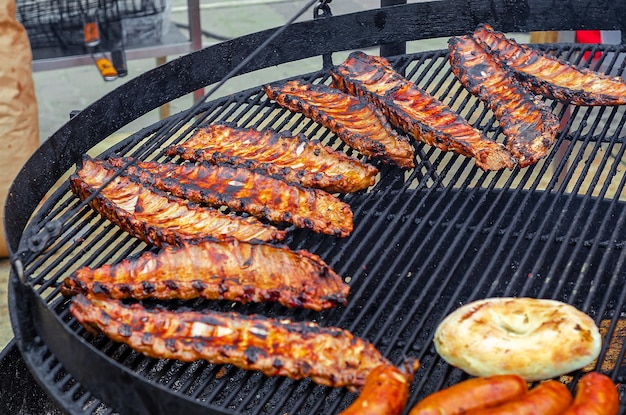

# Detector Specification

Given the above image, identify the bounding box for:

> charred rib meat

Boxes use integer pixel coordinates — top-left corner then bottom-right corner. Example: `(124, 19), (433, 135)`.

(70, 294), (390, 390)
(112, 157), (353, 237)
(62, 238), (349, 311)
(473, 24), (626, 106)
(165, 122), (378, 193)
(264, 80), (415, 169)
(330, 51), (515, 171)
(448, 35), (560, 167)
(70, 156), (286, 246)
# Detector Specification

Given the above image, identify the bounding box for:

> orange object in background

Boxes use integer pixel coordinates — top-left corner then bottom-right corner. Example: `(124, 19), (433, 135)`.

(83, 21), (100, 46)
(576, 30), (602, 44)
(576, 30), (603, 60)
(94, 54), (117, 81)
(575, 30), (621, 62)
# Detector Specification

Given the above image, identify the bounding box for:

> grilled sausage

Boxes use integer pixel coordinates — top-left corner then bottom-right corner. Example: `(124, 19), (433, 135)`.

(561, 372), (619, 415)
(473, 24), (626, 106)
(61, 238), (349, 311)
(448, 35), (560, 167)
(408, 375), (528, 415)
(339, 362), (417, 415)
(465, 380), (572, 415)
(70, 294), (390, 391)
(110, 157), (353, 237)
(71, 156), (286, 245)
(330, 51), (515, 171)
(165, 122), (379, 193)
(264, 80), (415, 169)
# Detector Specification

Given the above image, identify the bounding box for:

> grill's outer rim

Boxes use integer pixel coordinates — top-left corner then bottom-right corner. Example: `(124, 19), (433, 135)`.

(11, 50), (626, 413)
(9, 56), (626, 413)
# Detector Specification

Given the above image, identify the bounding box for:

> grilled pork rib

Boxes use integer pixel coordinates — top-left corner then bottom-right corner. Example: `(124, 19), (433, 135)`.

(70, 156), (286, 246)
(473, 24), (626, 106)
(70, 294), (390, 390)
(330, 51), (515, 171)
(112, 157), (353, 237)
(264, 80), (415, 169)
(62, 239), (349, 311)
(165, 122), (378, 193)
(448, 35), (560, 167)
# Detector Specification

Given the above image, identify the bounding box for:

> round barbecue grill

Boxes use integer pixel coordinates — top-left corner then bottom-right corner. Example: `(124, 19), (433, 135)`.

(6, 1), (626, 413)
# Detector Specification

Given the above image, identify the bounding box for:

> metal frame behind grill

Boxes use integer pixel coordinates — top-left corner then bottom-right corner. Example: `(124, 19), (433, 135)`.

(7, 1), (626, 414)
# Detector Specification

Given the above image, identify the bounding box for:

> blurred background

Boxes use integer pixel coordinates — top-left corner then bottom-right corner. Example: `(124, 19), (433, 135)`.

(30, 0), (391, 143)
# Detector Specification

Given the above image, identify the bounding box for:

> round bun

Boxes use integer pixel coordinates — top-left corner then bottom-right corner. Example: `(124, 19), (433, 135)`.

(433, 297), (601, 381)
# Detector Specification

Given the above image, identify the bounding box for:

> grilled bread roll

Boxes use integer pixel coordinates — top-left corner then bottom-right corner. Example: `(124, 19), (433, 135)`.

(434, 297), (602, 381)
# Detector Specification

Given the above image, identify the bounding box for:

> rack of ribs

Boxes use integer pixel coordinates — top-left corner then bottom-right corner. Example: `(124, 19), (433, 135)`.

(71, 156), (286, 246)
(448, 35), (560, 167)
(111, 157), (354, 237)
(62, 238), (349, 311)
(330, 51), (515, 171)
(166, 122), (379, 193)
(70, 294), (391, 391)
(473, 23), (626, 106)
(264, 80), (416, 169)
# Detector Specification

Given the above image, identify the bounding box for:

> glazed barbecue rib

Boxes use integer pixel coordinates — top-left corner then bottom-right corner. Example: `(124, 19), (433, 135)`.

(165, 122), (379, 193)
(330, 51), (515, 171)
(70, 294), (390, 390)
(111, 157), (353, 237)
(448, 35), (560, 167)
(473, 24), (626, 106)
(264, 80), (416, 169)
(70, 156), (286, 246)
(62, 238), (349, 311)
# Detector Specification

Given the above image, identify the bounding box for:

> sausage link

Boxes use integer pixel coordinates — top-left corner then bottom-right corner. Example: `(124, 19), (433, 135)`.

(339, 361), (416, 415)
(465, 380), (572, 415)
(561, 372), (619, 415)
(408, 375), (528, 415)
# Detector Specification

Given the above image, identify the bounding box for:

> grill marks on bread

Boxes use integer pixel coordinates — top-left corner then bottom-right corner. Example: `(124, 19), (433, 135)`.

(473, 23), (626, 106)
(166, 122), (378, 193)
(264, 80), (415, 169)
(70, 156), (286, 245)
(330, 51), (516, 171)
(448, 35), (560, 167)
(70, 294), (389, 391)
(112, 157), (353, 237)
(62, 239), (349, 311)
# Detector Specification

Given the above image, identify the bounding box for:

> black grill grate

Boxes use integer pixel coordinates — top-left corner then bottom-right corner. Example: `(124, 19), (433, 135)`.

(10, 43), (626, 414)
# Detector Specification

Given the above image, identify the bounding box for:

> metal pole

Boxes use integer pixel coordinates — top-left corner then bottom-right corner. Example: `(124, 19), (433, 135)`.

(186, 0), (205, 101)
(380, 0), (407, 58)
